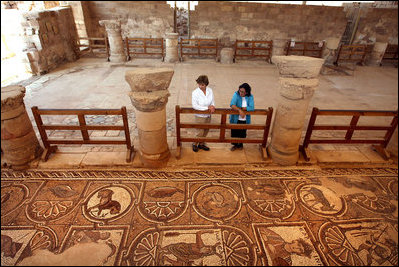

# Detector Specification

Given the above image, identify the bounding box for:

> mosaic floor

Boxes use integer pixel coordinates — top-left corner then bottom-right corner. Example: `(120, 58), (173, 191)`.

(1, 166), (398, 266)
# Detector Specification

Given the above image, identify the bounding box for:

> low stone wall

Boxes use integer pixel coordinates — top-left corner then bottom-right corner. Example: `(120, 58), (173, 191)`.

(84, 1), (173, 38)
(190, 2), (347, 50)
(21, 6), (79, 75)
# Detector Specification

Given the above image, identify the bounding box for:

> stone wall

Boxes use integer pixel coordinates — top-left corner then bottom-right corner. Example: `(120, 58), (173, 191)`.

(190, 1), (347, 54)
(84, 1), (173, 38)
(354, 8), (398, 44)
(21, 6), (79, 75)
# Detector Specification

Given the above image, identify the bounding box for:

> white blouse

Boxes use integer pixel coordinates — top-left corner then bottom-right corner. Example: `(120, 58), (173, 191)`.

(239, 96), (247, 121)
(192, 87), (215, 118)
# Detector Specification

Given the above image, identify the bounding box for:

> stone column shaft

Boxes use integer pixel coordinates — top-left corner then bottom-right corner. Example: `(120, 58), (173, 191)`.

(99, 20), (126, 62)
(165, 32), (179, 63)
(125, 68), (174, 168)
(269, 56), (324, 165)
(1, 85), (42, 170)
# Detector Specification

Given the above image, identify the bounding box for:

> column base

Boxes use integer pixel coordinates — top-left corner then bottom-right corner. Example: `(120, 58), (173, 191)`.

(268, 144), (298, 166)
(139, 149), (170, 168)
(109, 54), (126, 62)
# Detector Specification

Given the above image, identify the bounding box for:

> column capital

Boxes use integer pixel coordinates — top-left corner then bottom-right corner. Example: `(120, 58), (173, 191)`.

(125, 68), (174, 92)
(272, 55), (324, 78)
(99, 19), (121, 33)
(1, 86), (26, 113)
(165, 32), (179, 39)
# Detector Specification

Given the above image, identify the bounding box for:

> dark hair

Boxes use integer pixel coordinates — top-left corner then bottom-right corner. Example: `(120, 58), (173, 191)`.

(238, 83), (251, 96)
(196, 75), (209, 86)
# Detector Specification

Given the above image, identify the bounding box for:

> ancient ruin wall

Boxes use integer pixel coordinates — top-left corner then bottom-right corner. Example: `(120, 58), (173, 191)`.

(22, 6), (79, 75)
(190, 2), (347, 52)
(84, 1), (173, 38)
(354, 8), (398, 44)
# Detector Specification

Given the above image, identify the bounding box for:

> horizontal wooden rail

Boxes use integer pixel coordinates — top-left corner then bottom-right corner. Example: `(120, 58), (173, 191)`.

(125, 37), (164, 61)
(175, 105), (273, 160)
(285, 41), (324, 58)
(179, 38), (218, 61)
(234, 40), (273, 62)
(77, 36), (109, 61)
(334, 44), (367, 66)
(31, 106), (134, 162)
(300, 107), (398, 161)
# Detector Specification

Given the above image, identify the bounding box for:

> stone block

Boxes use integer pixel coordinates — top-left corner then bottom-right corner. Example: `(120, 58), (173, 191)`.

(135, 109), (166, 131)
(279, 78), (318, 100)
(129, 90), (170, 112)
(220, 47), (234, 64)
(138, 127), (169, 155)
(272, 55), (325, 78)
(125, 68), (174, 92)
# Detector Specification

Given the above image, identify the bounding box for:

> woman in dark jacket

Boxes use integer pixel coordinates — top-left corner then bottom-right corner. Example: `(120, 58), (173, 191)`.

(229, 83), (254, 151)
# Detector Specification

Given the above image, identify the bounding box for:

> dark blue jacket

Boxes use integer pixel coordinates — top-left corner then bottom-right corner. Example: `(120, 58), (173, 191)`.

(229, 91), (255, 124)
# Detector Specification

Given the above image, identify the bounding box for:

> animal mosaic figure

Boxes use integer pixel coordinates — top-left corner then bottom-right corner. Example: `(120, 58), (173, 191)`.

(87, 189), (121, 216)
(157, 230), (223, 266)
(302, 186), (337, 212)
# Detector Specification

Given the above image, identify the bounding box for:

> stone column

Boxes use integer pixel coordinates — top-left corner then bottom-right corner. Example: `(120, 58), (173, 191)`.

(269, 56), (324, 165)
(220, 47), (234, 64)
(164, 32), (179, 63)
(125, 68), (174, 168)
(1, 86), (42, 170)
(99, 20), (126, 62)
(369, 42), (388, 66)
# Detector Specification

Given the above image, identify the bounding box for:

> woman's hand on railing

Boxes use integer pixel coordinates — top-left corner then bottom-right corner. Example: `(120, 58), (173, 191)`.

(208, 105), (216, 113)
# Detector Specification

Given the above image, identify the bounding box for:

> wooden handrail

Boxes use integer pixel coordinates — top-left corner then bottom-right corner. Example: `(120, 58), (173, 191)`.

(334, 44), (367, 66)
(77, 36), (109, 61)
(234, 40), (273, 62)
(300, 107), (398, 161)
(175, 105), (273, 160)
(125, 37), (164, 61)
(31, 106), (134, 162)
(179, 38), (218, 61)
(285, 41), (324, 58)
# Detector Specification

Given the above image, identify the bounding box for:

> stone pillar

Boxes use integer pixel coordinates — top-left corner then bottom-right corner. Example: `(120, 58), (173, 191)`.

(323, 37), (341, 64)
(269, 56), (324, 165)
(220, 48), (234, 64)
(164, 33), (179, 63)
(369, 42), (388, 66)
(99, 20), (126, 62)
(125, 68), (174, 168)
(1, 86), (42, 170)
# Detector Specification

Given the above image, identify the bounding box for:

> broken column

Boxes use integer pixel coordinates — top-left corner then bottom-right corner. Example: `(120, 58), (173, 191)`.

(369, 42), (388, 66)
(269, 56), (324, 165)
(99, 20), (126, 62)
(1, 85), (42, 170)
(164, 33), (179, 63)
(220, 47), (234, 64)
(125, 68), (173, 168)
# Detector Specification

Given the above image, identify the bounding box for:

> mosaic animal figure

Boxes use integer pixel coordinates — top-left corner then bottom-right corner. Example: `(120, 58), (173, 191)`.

(87, 189), (121, 216)
(302, 187), (336, 212)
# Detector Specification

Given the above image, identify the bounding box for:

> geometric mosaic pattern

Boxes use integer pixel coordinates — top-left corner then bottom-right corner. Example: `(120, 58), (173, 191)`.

(1, 167), (398, 266)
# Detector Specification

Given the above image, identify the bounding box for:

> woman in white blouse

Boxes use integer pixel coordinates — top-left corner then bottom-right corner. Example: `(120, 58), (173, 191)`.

(191, 75), (215, 152)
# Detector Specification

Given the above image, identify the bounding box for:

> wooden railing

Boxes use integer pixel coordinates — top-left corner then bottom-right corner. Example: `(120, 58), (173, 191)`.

(125, 37), (164, 61)
(179, 38), (218, 61)
(300, 107), (398, 161)
(285, 41), (324, 58)
(234, 40), (273, 62)
(77, 37), (109, 61)
(334, 44), (367, 66)
(31, 106), (134, 162)
(175, 105), (273, 160)
(381, 44), (398, 66)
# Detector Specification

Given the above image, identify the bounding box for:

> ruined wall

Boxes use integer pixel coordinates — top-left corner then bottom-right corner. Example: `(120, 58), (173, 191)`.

(21, 6), (79, 75)
(84, 1), (173, 38)
(190, 1), (347, 54)
(354, 8), (398, 44)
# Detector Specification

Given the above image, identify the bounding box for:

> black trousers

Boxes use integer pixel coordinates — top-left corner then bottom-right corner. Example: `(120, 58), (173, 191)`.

(231, 120), (247, 147)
